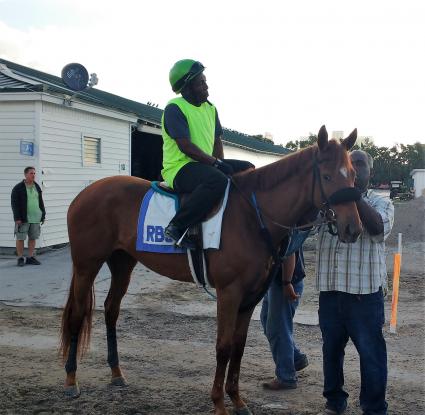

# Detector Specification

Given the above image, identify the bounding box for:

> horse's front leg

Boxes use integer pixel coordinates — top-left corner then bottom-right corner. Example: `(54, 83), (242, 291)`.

(211, 288), (241, 415)
(225, 306), (255, 415)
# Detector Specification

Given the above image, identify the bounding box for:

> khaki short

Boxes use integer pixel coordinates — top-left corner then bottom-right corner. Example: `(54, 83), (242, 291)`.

(15, 223), (41, 240)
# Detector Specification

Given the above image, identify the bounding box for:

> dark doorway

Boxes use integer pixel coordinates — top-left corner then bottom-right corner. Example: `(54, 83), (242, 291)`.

(131, 130), (163, 180)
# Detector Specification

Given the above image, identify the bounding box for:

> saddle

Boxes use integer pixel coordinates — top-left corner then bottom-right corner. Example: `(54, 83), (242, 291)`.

(156, 181), (223, 246)
(153, 181), (224, 289)
(156, 182), (223, 219)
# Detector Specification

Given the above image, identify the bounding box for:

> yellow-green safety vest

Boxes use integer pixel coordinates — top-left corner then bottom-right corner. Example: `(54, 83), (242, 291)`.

(161, 97), (216, 188)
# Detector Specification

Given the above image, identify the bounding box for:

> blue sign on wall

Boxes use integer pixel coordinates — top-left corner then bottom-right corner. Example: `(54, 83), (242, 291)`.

(20, 140), (34, 156)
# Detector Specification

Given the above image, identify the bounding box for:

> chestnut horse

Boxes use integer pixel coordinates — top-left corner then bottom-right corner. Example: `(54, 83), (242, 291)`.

(60, 126), (361, 415)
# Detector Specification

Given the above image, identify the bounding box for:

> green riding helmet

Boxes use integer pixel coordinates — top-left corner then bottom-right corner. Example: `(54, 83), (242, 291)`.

(169, 59), (205, 93)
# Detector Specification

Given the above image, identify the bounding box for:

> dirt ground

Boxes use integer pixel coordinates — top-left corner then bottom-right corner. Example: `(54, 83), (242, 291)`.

(0, 199), (424, 415)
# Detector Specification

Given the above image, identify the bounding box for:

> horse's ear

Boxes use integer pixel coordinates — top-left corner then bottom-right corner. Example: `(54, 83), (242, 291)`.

(341, 128), (357, 150)
(317, 125), (328, 151)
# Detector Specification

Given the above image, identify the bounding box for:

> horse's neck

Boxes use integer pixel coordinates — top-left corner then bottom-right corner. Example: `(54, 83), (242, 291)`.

(254, 148), (315, 240)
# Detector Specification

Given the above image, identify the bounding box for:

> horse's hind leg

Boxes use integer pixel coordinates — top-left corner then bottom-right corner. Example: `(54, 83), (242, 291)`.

(225, 307), (256, 415)
(105, 249), (137, 385)
(63, 262), (101, 397)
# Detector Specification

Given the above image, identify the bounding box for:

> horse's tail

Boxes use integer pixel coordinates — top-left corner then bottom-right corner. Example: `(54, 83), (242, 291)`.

(59, 264), (95, 363)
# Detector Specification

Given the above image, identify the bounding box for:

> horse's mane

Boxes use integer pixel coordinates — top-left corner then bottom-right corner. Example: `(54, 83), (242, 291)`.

(233, 145), (316, 191)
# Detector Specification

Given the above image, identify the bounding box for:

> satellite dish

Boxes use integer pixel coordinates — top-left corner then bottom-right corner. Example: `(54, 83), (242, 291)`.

(61, 63), (89, 91)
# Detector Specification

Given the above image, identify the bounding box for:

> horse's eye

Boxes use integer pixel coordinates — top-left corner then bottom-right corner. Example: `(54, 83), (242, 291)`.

(323, 174), (331, 181)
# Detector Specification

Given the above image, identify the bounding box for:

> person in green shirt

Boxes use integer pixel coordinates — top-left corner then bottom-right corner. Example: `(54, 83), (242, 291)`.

(11, 167), (46, 266)
(162, 59), (254, 249)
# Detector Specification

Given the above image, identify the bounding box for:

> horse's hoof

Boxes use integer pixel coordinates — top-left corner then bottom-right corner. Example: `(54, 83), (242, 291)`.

(64, 383), (80, 398)
(233, 406), (252, 415)
(110, 375), (128, 387)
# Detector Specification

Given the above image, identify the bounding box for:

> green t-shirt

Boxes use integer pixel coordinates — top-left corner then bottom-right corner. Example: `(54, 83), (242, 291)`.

(26, 184), (42, 223)
(161, 97), (216, 188)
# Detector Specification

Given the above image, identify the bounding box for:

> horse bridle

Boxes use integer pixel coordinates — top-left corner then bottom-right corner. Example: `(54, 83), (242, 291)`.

(231, 153), (361, 312)
(312, 151), (361, 235)
(230, 149), (361, 234)
(231, 152), (361, 312)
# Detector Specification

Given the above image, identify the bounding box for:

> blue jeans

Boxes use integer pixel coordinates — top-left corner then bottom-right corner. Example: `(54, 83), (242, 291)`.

(261, 276), (304, 384)
(319, 289), (388, 415)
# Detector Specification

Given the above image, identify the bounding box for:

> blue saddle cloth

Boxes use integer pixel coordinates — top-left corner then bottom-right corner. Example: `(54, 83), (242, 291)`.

(136, 182), (185, 254)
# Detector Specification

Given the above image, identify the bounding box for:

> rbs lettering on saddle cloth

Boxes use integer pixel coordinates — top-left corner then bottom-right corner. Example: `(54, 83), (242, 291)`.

(145, 225), (172, 244)
(136, 181), (230, 253)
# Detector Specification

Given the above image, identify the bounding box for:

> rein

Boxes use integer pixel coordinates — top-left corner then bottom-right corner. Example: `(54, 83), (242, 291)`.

(230, 177), (324, 232)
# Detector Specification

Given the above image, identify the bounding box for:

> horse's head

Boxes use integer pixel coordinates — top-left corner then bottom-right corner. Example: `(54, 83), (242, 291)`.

(313, 125), (362, 243)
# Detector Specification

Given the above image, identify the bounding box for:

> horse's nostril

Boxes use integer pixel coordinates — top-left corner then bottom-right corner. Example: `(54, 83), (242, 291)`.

(345, 223), (351, 237)
(345, 223), (361, 242)
(351, 226), (361, 242)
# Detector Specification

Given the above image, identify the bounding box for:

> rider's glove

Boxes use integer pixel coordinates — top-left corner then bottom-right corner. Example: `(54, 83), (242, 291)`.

(213, 158), (234, 175)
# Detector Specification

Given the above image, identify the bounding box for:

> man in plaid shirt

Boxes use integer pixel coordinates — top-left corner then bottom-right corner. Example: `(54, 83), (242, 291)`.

(316, 150), (394, 415)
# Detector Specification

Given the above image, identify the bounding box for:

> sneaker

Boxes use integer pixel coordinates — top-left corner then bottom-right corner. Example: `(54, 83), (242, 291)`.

(262, 378), (297, 390)
(164, 224), (196, 250)
(17, 257), (25, 267)
(294, 354), (309, 371)
(26, 256), (41, 265)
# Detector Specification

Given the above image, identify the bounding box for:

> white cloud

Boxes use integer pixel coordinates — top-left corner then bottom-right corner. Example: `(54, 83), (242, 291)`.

(0, 0), (424, 147)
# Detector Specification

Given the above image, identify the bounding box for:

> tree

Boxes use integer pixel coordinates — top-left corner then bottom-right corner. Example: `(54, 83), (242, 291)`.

(284, 136), (424, 186)
(285, 134), (317, 151)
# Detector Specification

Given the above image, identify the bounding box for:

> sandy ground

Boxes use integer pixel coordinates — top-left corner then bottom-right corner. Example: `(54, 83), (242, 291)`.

(0, 202), (424, 414)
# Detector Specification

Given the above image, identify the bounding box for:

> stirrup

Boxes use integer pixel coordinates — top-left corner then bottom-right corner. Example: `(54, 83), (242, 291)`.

(176, 229), (196, 250)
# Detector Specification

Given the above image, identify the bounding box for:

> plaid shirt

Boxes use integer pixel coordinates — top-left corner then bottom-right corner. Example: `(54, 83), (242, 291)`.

(315, 190), (394, 294)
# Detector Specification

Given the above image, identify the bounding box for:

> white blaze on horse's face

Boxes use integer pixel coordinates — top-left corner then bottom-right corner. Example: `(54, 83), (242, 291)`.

(339, 167), (348, 179)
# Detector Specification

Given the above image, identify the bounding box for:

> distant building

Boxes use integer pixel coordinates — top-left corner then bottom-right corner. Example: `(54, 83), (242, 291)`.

(264, 132), (273, 140)
(357, 136), (373, 147)
(410, 169), (425, 198)
(332, 131), (344, 140)
(331, 131), (371, 147)
(0, 58), (290, 249)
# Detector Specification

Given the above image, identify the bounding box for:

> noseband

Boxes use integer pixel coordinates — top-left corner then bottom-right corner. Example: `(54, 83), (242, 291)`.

(312, 153), (361, 235)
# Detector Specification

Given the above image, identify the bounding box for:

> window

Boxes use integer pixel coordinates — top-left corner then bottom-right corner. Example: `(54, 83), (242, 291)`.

(82, 136), (101, 165)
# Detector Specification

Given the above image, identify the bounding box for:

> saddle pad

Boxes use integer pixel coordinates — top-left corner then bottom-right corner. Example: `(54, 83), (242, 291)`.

(136, 180), (230, 253)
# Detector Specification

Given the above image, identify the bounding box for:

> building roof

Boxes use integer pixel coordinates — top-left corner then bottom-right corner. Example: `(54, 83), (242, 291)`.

(0, 58), (289, 155)
(410, 169), (425, 176)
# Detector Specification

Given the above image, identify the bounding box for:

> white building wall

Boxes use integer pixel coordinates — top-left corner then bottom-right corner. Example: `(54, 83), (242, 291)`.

(38, 102), (131, 247)
(223, 145), (282, 167)
(0, 101), (39, 247)
(0, 98), (133, 248)
(411, 169), (425, 198)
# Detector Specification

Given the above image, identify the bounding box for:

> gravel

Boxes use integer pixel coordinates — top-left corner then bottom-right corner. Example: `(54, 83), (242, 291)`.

(387, 196), (425, 245)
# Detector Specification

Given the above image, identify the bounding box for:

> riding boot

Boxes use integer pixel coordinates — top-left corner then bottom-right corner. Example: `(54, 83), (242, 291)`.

(165, 223), (196, 250)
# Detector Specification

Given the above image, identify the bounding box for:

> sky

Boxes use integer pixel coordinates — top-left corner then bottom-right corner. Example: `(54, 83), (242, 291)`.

(1, 0), (424, 148)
